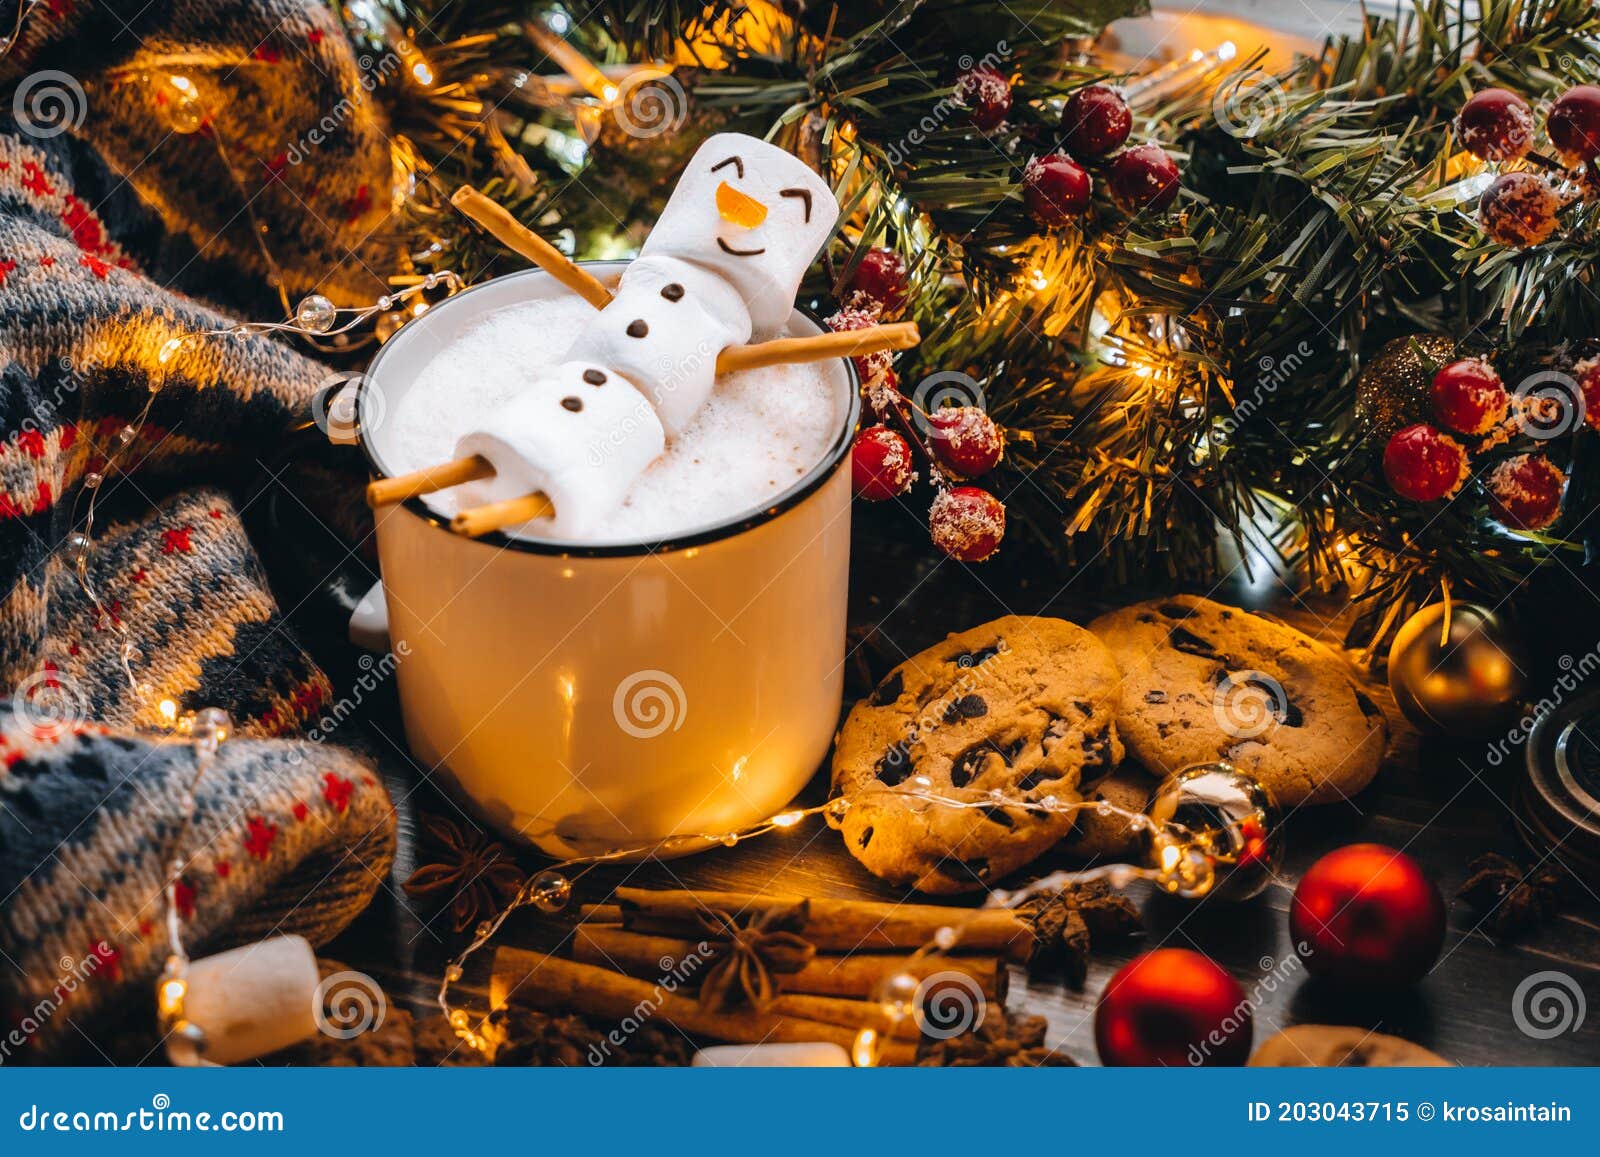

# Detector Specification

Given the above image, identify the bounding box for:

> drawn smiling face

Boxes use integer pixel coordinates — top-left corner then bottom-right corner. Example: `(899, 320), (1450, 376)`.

(640, 132), (840, 336)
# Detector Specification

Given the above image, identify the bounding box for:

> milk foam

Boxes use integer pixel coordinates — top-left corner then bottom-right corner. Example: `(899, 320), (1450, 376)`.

(383, 293), (843, 545)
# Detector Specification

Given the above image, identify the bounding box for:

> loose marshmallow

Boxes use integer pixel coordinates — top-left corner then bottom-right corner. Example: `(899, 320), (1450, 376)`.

(639, 132), (839, 338)
(168, 935), (320, 1066)
(456, 360), (666, 539)
(568, 256), (752, 437)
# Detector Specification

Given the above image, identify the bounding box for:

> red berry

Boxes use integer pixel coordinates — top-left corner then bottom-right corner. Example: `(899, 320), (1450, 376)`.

(827, 302), (892, 382)
(929, 486), (1005, 562)
(1455, 88), (1535, 162)
(1383, 423), (1468, 502)
(851, 426), (915, 501)
(927, 406), (1005, 477)
(1576, 356), (1600, 432)
(848, 247), (910, 314)
(1023, 153), (1092, 225)
(1488, 453), (1565, 530)
(954, 64), (1011, 131)
(1108, 144), (1180, 212)
(1547, 84), (1600, 164)
(1430, 358), (1509, 435)
(1062, 84), (1131, 157)
(1478, 171), (1562, 247)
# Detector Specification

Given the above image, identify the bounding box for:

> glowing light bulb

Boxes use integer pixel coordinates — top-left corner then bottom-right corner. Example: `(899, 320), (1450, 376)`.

(769, 810), (804, 828)
(158, 698), (178, 725)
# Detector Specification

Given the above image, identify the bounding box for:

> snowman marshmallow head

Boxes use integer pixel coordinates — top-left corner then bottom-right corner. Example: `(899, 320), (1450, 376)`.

(639, 132), (840, 337)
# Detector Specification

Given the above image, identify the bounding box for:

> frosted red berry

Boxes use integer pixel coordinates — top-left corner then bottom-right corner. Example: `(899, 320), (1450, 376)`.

(827, 302), (892, 382)
(851, 426), (915, 501)
(929, 486), (1006, 562)
(848, 247), (910, 314)
(1430, 359), (1509, 435)
(1062, 84), (1131, 157)
(955, 65), (1011, 131)
(1108, 144), (1180, 212)
(1023, 153), (1092, 225)
(1477, 171), (1561, 247)
(1383, 423), (1468, 502)
(1547, 84), (1600, 163)
(927, 406), (1005, 477)
(1455, 88), (1535, 162)
(1487, 453), (1565, 530)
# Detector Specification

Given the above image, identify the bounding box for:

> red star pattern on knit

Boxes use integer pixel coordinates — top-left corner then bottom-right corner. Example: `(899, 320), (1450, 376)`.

(292, 801), (310, 822)
(243, 815), (278, 860)
(0, 258), (14, 286)
(79, 254), (111, 279)
(173, 879), (196, 920)
(322, 772), (354, 813)
(87, 941), (121, 983)
(21, 162), (53, 197)
(161, 527), (193, 554)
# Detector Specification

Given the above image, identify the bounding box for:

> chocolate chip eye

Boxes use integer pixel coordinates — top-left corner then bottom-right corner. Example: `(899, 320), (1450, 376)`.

(780, 187), (813, 222)
(582, 368), (607, 385)
(626, 319), (649, 338)
(660, 283), (685, 302)
(561, 396), (583, 412)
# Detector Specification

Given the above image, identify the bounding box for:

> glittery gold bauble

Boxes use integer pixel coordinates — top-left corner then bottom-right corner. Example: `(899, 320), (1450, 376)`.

(1355, 335), (1455, 442)
(1146, 763), (1282, 901)
(1387, 602), (1528, 737)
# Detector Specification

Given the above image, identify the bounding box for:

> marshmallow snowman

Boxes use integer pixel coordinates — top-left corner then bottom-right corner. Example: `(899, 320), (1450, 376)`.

(455, 361), (666, 539)
(639, 132), (839, 337)
(567, 256), (752, 437)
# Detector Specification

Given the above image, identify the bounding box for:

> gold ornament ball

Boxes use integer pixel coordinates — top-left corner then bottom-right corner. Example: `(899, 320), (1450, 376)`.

(1355, 335), (1455, 442)
(1145, 762), (1281, 901)
(1387, 603), (1528, 737)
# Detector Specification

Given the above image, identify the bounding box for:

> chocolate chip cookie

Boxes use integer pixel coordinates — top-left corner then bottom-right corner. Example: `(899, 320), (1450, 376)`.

(1089, 595), (1387, 807)
(1250, 1025), (1450, 1067)
(1061, 764), (1159, 861)
(831, 616), (1123, 894)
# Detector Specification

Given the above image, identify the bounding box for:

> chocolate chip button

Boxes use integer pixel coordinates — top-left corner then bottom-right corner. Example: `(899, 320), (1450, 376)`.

(660, 283), (685, 302)
(582, 368), (607, 385)
(561, 396), (583, 412)
(626, 319), (649, 338)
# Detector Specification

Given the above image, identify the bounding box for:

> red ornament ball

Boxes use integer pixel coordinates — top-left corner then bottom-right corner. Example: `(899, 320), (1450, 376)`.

(847, 247), (910, 314)
(1382, 423), (1468, 502)
(927, 406), (1005, 478)
(1430, 358), (1509, 435)
(850, 426), (915, 501)
(1290, 844), (1445, 988)
(1062, 84), (1132, 157)
(1094, 949), (1252, 1067)
(1577, 356), (1600, 432)
(1488, 453), (1566, 530)
(1023, 153), (1092, 225)
(1108, 144), (1180, 212)
(1455, 88), (1535, 161)
(954, 64), (1012, 131)
(929, 486), (1005, 562)
(1547, 84), (1600, 164)
(1478, 171), (1562, 248)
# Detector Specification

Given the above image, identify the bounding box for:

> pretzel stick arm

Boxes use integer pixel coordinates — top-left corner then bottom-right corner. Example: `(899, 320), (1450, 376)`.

(366, 455), (494, 508)
(450, 492), (556, 538)
(450, 186), (613, 309)
(714, 322), (920, 375)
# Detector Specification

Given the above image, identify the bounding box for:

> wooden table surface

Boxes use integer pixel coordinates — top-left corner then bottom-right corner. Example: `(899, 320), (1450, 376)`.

(324, 533), (1600, 1067)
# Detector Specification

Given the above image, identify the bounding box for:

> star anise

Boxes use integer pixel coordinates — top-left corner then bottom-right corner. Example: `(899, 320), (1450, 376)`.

(917, 1012), (1076, 1067)
(1020, 881), (1142, 986)
(694, 902), (816, 1011)
(403, 813), (526, 933)
(1457, 852), (1566, 942)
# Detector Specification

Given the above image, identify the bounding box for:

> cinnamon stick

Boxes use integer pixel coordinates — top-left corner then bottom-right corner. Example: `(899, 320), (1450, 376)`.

(490, 948), (917, 1065)
(571, 924), (1007, 1002)
(613, 887), (1033, 962)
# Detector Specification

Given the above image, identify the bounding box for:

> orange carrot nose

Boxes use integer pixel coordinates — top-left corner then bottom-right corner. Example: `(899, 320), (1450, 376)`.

(716, 181), (768, 228)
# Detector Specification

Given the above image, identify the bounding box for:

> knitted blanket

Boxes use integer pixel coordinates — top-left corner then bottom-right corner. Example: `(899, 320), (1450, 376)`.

(1, 0), (407, 1058)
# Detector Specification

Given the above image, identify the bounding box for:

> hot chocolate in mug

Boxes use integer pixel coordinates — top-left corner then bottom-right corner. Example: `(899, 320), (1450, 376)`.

(338, 263), (860, 858)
